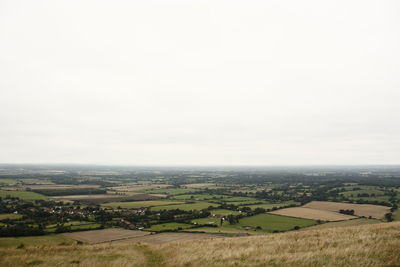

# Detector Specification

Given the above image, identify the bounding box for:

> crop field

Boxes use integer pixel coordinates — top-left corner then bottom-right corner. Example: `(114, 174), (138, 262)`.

(62, 228), (151, 244)
(150, 202), (219, 211)
(303, 201), (391, 219)
(0, 234), (75, 248)
(0, 213), (23, 220)
(112, 232), (221, 245)
(300, 218), (380, 231)
(0, 190), (47, 200)
(185, 226), (257, 235)
(145, 222), (193, 231)
(269, 207), (357, 221)
(102, 200), (184, 209)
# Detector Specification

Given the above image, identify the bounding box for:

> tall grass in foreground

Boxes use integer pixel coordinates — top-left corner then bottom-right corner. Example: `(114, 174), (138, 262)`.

(0, 222), (399, 266)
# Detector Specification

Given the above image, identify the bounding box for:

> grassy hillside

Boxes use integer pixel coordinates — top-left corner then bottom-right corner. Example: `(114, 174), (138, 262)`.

(0, 222), (399, 266)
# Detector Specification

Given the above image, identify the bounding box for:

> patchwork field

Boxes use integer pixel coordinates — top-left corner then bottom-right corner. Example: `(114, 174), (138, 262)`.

(62, 228), (151, 244)
(303, 201), (391, 219)
(102, 200), (184, 209)
(269, 207), (357, 221)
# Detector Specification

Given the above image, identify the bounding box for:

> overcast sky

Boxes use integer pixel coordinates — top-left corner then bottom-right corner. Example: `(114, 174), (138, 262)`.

(0, 0), (399, 165)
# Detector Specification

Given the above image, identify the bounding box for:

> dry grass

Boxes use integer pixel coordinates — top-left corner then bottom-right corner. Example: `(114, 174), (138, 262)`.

(1, 222), (399, 266)
(157, 222), (400, 267)
(269, 207), (357, 221)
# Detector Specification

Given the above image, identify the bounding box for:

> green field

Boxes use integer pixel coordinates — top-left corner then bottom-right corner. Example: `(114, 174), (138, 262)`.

(191, 217), (233, 226)
(172, 194), (230, 201)
(45, 221), (100, 232)
(393, 209), (400, 221)
(0, 234), (75, 248)
(0, 179), (17, 185)
(145, 222), (193, 231)
(150, 202), (219, 211)
(143, 188), (200, 195)
(0, 190), (47, 200)
(102, 200), (184, 209)
(233, 214), (316, 232)
(0, 213), (23, 220)
(240, 201), (299, 210)
(211, 209), (241, 215)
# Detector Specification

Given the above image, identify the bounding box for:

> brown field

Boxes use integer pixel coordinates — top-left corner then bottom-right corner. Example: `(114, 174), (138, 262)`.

(303, 201), (391, 219)
(62, 228), (151, 244)
(112, 232), (221, 245)
(269, 207), (357, 221)
(1, 222), (399, 266)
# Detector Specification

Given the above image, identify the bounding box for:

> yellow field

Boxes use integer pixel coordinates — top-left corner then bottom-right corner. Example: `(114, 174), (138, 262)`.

(269, 207), (357, 221)
(0, 222), (399, 266)
(303, 201), (390, 219)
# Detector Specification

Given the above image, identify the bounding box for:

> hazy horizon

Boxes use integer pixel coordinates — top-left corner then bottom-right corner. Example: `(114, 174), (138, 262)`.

(1, 0), (399, 165)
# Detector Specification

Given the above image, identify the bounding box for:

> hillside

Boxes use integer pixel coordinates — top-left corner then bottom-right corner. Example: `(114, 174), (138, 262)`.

(1, 222), (400, 266)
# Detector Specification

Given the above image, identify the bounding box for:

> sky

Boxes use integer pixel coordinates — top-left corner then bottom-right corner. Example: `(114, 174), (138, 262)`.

(0, 0), (399, 165)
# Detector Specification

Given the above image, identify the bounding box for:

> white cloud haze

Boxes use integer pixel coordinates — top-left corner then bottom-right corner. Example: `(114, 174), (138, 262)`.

(0, 0), (399, 165)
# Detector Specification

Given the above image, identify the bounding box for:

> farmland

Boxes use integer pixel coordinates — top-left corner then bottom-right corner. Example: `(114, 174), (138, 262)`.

(303, 201), (391, 219)
(269, 207), (357, 221)
(0, 165), (400, 266)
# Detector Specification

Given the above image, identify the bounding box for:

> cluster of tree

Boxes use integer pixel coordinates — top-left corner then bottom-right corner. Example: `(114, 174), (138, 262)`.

(31, 188), (106, 196)
(339, 209), (355, 215)
(0, 224), (45, 237)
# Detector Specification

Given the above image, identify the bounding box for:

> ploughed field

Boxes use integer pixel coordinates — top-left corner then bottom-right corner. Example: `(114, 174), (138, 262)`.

(62, 229), (152, 244)
(61, 228), (220, 245)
